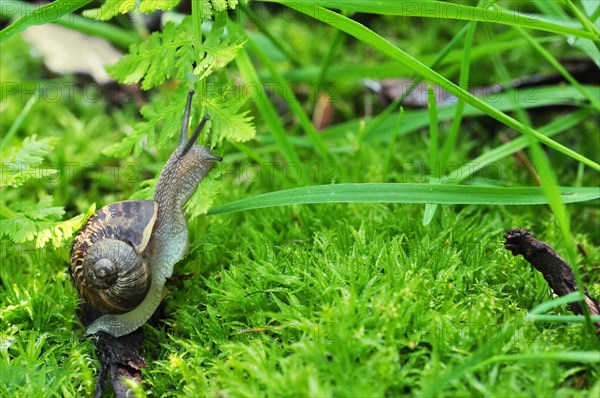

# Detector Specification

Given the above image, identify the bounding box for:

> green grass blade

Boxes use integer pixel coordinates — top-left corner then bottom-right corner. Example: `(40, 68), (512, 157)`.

(320, 86), (597, 144)
(1, 93), (37, 150)
(563, 0), (600, 38)
(427, 86), (439, 176)
(261, 0), (597, 39)
(357, 23), (470, 148)
(235, 48), (308, 185)
(0, 0), (93, 42)
(422, 204), (437, 226)
(424, 86), (440, 226)
(443, 109), (591, 183)
(243, 31), (337, 168)
(440, 16), (477, 167)
(482, 351), (600, 364)
(516, 26), (600, 110)
(0, 0), (138, 47)
(528, 292), (585, 315)
(382, 108), (404, 182)
(279, 36), (561, 83)
(527, 315), (600, 323)
(524, 129), (597, 339)
(238, 3), (305, 67)
(274, 3), (600, 171)
(207, 184), (599, 215)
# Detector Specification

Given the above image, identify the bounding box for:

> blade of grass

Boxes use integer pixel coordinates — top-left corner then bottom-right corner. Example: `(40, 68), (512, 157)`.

(592, 5), (600, 21)
(0, 0), (93, 42)
(525, 291), (599, 325)
(320, 86), (597, 144)
(278, 36), (561, 83)
(261, 0), (597, 39)
(356, 23), (470, 153)
(504, 14), (600, 337)
(527, 315), (600, 322)
(563, 0), (600, 40)
(426, 351), (600, 395)
(427, 86), (439, 176)
(423, 86), (440, 226)
(439, 11), (478, 168)
(422, 207), (437, 228)
(382, 108), (404, 182)
(280, 4), (599, 171)
(515, 26), (600, 110)
(311, 29), (344, 105)
(575, 162), (585, 187)
(228, 142), (286, 183)
(442, 109), (591, 184)
(1, 92), (37, 150)
(191, 0), (207, 112)
(235, 48), (308, 185)
(242, 28), (339, 172)
(421, 311), (598, 397)
(258, 91), (591, 156)
(528, 292), (584, 315)
(0, 0), (140, 48)
(238, 3), (304, 67)
(483, 25), (532, 126)
(207, 184), (600, 215)
(191, 0), (205, 47)
(533, 0), (567, 17)
(480, 351), (600, 364)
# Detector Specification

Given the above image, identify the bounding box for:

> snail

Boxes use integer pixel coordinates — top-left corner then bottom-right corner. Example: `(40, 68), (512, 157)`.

(70, 90), (222, 337)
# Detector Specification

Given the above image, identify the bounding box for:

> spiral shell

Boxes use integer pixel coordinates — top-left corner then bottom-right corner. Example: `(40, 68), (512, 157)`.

(70, 200), (158, 314)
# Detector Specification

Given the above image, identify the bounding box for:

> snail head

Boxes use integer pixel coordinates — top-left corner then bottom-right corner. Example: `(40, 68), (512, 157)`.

(155, 89), (222, 206)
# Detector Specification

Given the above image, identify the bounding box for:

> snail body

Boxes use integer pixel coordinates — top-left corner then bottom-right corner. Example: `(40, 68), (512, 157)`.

(70, 90), (221, 337)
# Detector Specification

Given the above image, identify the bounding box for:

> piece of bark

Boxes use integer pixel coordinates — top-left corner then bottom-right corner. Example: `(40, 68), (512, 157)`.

(312, 92), (334, 130)
(503, 228), (600, 335)
(364, 59), (599, 108)
(79, 304), (147, 398)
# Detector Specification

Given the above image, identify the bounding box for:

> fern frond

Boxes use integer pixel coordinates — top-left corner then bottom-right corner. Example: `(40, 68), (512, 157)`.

(130, 177), (157, 200)
(0, 197), (95, 248)
(206, 94), (255, 146)
(35, 204), (96, 248)
(194, 15), (246, 80)
(84, 0), (182, 21)
(107, 17), (195, 89)
(1, 135), (59, 187)
(83, 0), (137, 21)
(185, 167), (224, 218)
(139, 0), (181, 14)
(102, 86), (192, 157)
(227, 0), (240, 9)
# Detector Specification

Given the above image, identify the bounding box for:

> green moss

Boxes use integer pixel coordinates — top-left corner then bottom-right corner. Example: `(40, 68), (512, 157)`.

(1, 3), (599, 397)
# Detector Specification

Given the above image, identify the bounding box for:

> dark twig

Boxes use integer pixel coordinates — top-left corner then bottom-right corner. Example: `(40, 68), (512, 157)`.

(503, 228), (600, 335)
(79, 304), (147, 398)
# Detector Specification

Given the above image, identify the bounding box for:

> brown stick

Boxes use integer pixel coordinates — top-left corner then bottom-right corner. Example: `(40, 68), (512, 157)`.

(80, 304), (147, 398)
(503, 228), (600, 335)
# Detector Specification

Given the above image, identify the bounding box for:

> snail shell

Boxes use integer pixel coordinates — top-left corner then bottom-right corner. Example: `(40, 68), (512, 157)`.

(70, 200), (158, 314)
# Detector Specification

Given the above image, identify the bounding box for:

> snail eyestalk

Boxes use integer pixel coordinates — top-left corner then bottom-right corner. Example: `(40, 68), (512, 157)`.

(179, 89), (195, 146)
(181, 115), (211, 157)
